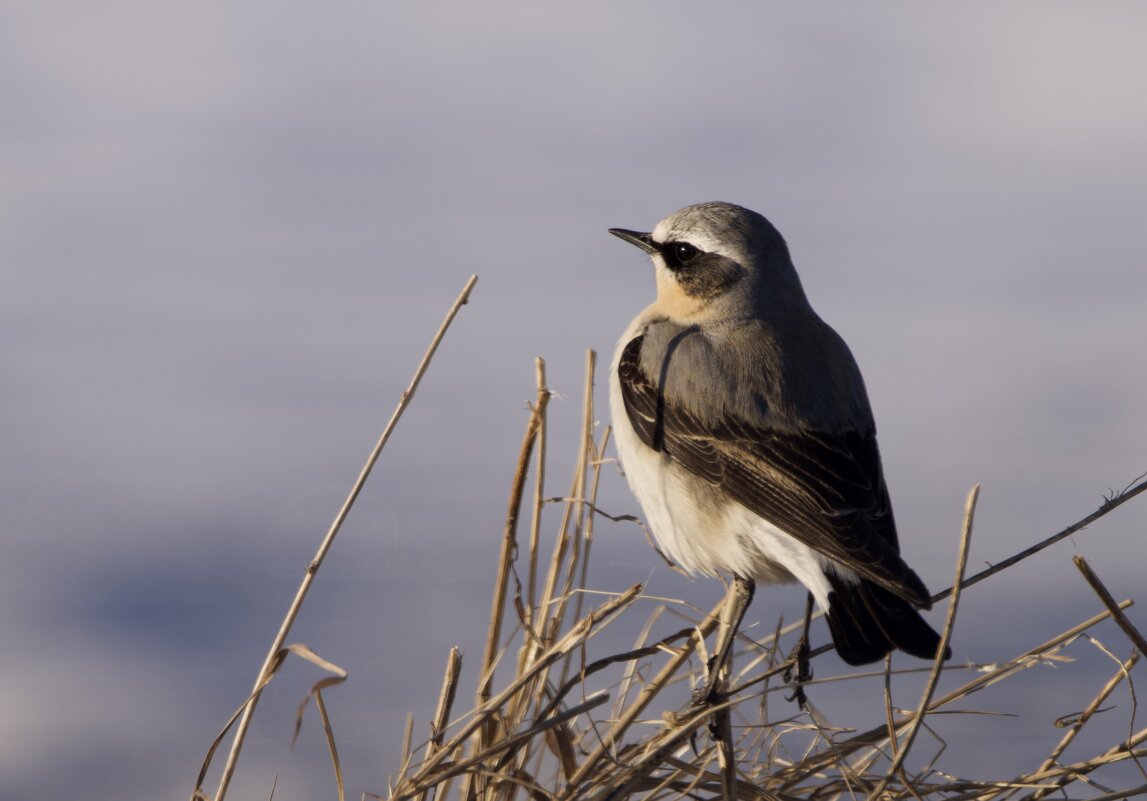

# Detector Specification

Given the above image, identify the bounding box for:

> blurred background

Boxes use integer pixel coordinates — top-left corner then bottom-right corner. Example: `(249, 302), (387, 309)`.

(3, 3), (1146, 799)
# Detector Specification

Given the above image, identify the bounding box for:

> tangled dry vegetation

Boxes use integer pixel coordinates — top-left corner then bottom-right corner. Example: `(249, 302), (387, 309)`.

(194, 277), (1147, 801)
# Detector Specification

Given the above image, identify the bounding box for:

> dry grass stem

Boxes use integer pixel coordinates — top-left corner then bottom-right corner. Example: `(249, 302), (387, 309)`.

(1030, 650), (1140, 798)
(933, 473), (1147, 604)
(421, 648), (463, 801)
(384, 480), (1146, 801)
(197, 341), (1147, 801)
(872, 484), (979, 797)
(314, 690), (345, 801)
(1075, 555), (1147, 654)
(478, 359), (552, 756)
(200, 275), (478, 801)
(527, 357), (549, 631)
(382, 384), (1143, 801)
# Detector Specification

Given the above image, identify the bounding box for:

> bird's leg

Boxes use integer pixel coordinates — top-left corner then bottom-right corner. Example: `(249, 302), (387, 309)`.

(692, 574), (755, 708)
(783, 591), (814, 708)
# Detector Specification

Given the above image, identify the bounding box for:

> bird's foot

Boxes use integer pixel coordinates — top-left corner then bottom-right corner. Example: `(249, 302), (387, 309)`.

(688, 655), (723, 709)
(689, 684), (720, 709)
(783, 635), (812, 709)
(666, 685), (722, 729)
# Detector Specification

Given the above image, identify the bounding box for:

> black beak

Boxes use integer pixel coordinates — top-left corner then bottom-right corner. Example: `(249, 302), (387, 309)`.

(608, 228), (659, 255)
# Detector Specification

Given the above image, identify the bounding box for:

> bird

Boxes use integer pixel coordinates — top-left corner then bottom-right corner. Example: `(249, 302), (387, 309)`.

(607, 201), (949, 686)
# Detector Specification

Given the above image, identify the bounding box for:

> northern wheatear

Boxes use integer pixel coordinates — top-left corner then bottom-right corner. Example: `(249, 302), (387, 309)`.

(608, 202), (948, 700)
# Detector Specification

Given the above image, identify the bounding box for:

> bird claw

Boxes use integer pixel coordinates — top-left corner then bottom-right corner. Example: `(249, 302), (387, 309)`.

(690, 685), (719, 708)
(783, 636), (812, 709)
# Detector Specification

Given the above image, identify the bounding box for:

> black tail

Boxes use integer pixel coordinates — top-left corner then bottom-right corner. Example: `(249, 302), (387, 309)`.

(825, 573), (951, 666)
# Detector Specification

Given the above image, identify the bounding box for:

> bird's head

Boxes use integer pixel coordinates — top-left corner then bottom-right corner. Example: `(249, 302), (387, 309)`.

(610, 201), (808, 324)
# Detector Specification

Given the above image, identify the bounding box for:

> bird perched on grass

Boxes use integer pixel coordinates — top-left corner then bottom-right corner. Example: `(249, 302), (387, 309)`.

(607, 201), (948, 699)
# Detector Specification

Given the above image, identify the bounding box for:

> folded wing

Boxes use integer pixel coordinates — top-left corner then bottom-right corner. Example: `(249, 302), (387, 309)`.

(618, 334), (932, 609)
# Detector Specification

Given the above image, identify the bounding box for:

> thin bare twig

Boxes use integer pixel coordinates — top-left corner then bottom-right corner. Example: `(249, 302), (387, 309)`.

(478, 364), (551, 744)
(933, 475), (1147, 603)
(1030, 650), (1140, 799)
(561, 597), (725, 797)
(314, 691), (345, 801)
(775, 600), (1134, 789)
(872, 485), (978, 796)
(421, 647), (463, 801)
(407, 585), (642, 788)
(527, 358), (549, 633)
(206, 275), (479, 801)
(1074, 556), (1147, 654)
(400, 693), (611, 796)
(1074, 783), (1147, 801)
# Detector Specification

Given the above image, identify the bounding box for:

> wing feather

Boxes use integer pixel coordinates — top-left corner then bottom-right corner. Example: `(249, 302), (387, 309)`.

(618, 334), (931, 607)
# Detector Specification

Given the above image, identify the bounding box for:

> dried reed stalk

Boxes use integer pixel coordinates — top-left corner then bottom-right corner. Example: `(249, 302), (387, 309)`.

(870, 484), (978, 798)
(379, 354), (1147, 801)
(196, 275), (478, 801)
(198, 330), (1147, 801)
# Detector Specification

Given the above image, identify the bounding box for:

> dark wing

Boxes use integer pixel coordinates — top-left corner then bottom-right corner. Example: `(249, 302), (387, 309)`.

(618, 334), (932, 608)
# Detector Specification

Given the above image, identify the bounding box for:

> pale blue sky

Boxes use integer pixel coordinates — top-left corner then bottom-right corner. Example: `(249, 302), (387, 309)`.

(3, 4), (1146, 799)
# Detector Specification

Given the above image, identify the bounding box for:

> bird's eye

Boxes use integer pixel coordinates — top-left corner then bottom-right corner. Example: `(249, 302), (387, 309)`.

(667, 241), (699, 266)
